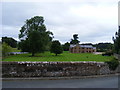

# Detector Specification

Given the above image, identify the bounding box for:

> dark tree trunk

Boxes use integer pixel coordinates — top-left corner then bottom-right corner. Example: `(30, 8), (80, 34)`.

(32, 52), (35, 57)
(55, 53), (57, 56)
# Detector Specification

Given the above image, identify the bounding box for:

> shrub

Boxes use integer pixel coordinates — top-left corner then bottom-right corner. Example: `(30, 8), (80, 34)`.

(2, 42), (12, 58)
(50, 40), (63, 56)
(102, 51), (113, 56)
(105, 58), (119, 70)
(118, 50), (120, 55)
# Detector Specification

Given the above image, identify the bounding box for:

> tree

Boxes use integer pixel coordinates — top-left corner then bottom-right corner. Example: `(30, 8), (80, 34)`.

(50, 40), (63, 56)
(81, 43), (93, 45)
(2, 37), (17, 48)
(70, 34), (80, 44)
(19, 16), (53, 56)
(113, 26), (120, 54)
(94, 43), (113, 52)
(2, 42), (12, 58)
(62, 42), (70, 51)
(18, 39), (30, 52)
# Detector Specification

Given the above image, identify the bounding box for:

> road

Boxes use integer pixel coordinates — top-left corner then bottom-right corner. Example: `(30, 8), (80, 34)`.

(2, 75), (119, 88)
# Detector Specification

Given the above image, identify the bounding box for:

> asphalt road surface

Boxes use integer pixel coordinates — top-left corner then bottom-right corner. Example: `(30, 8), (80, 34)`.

(2, 75), (119, 88)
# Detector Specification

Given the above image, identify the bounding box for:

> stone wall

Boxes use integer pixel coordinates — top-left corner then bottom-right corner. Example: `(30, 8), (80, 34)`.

(114, 53), (120, 60)
(2, 61), (120, 77)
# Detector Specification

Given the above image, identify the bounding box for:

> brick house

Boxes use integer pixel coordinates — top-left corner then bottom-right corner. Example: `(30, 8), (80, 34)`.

(69, 44), (96, 53)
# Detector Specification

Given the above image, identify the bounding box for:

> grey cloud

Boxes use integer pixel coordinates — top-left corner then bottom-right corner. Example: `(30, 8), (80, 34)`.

(1, 1), (118, 44)
(2, 25), (20, 39)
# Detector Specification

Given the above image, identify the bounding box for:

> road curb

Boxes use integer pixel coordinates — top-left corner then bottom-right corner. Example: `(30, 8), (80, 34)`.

(2, 73), (119, 81)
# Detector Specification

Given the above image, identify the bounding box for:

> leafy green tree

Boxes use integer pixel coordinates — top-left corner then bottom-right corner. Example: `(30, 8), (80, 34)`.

(2, 42), (12, 58)
(50, 40), (63, 56)
(18, 40), (30, 52)
(2, 37), (17, 48)
(113, 26), (120, 54)
(94, 43), (113, 52)
(19, 16), (53, 56)
(62, 42), (70, 51)
(70, 34), (80, 44)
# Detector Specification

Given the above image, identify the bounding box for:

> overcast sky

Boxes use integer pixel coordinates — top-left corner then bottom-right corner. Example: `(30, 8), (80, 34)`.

(1, 0), (118, 44)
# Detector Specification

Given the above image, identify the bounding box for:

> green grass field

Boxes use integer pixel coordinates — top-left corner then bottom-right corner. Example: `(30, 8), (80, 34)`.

(3, 51), (113, 62)
(11, 48), (21, 52)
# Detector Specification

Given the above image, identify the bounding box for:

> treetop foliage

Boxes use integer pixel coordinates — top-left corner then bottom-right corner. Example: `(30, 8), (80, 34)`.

(50, 40), (63, 56)
(70, 34), (80, 44)
(62, 42), (70, 51)
(19, 16), (53, 56)
(113, 26), (120, 54)
(19, 16), (53, 40)
(2, 37), (17, 48)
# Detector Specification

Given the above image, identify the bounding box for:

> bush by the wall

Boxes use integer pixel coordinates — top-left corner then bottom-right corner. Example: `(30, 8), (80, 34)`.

(105, 58), (119, 70)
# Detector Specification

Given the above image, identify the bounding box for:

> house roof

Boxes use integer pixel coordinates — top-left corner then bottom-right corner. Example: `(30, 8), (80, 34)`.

(70, 44), (76, 48)
(80, 45), (93, 48)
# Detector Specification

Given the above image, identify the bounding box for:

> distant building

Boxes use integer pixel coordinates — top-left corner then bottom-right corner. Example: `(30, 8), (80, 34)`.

(69, 44), (96, 53)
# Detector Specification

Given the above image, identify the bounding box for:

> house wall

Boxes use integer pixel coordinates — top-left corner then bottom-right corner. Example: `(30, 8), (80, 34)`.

(69, 45), (96, 53)
(2, 61), (120, 77)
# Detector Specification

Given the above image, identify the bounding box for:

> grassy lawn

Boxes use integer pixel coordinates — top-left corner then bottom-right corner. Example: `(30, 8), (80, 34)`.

(3, 51), (113, 62)
(11, 48), (21, 52)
